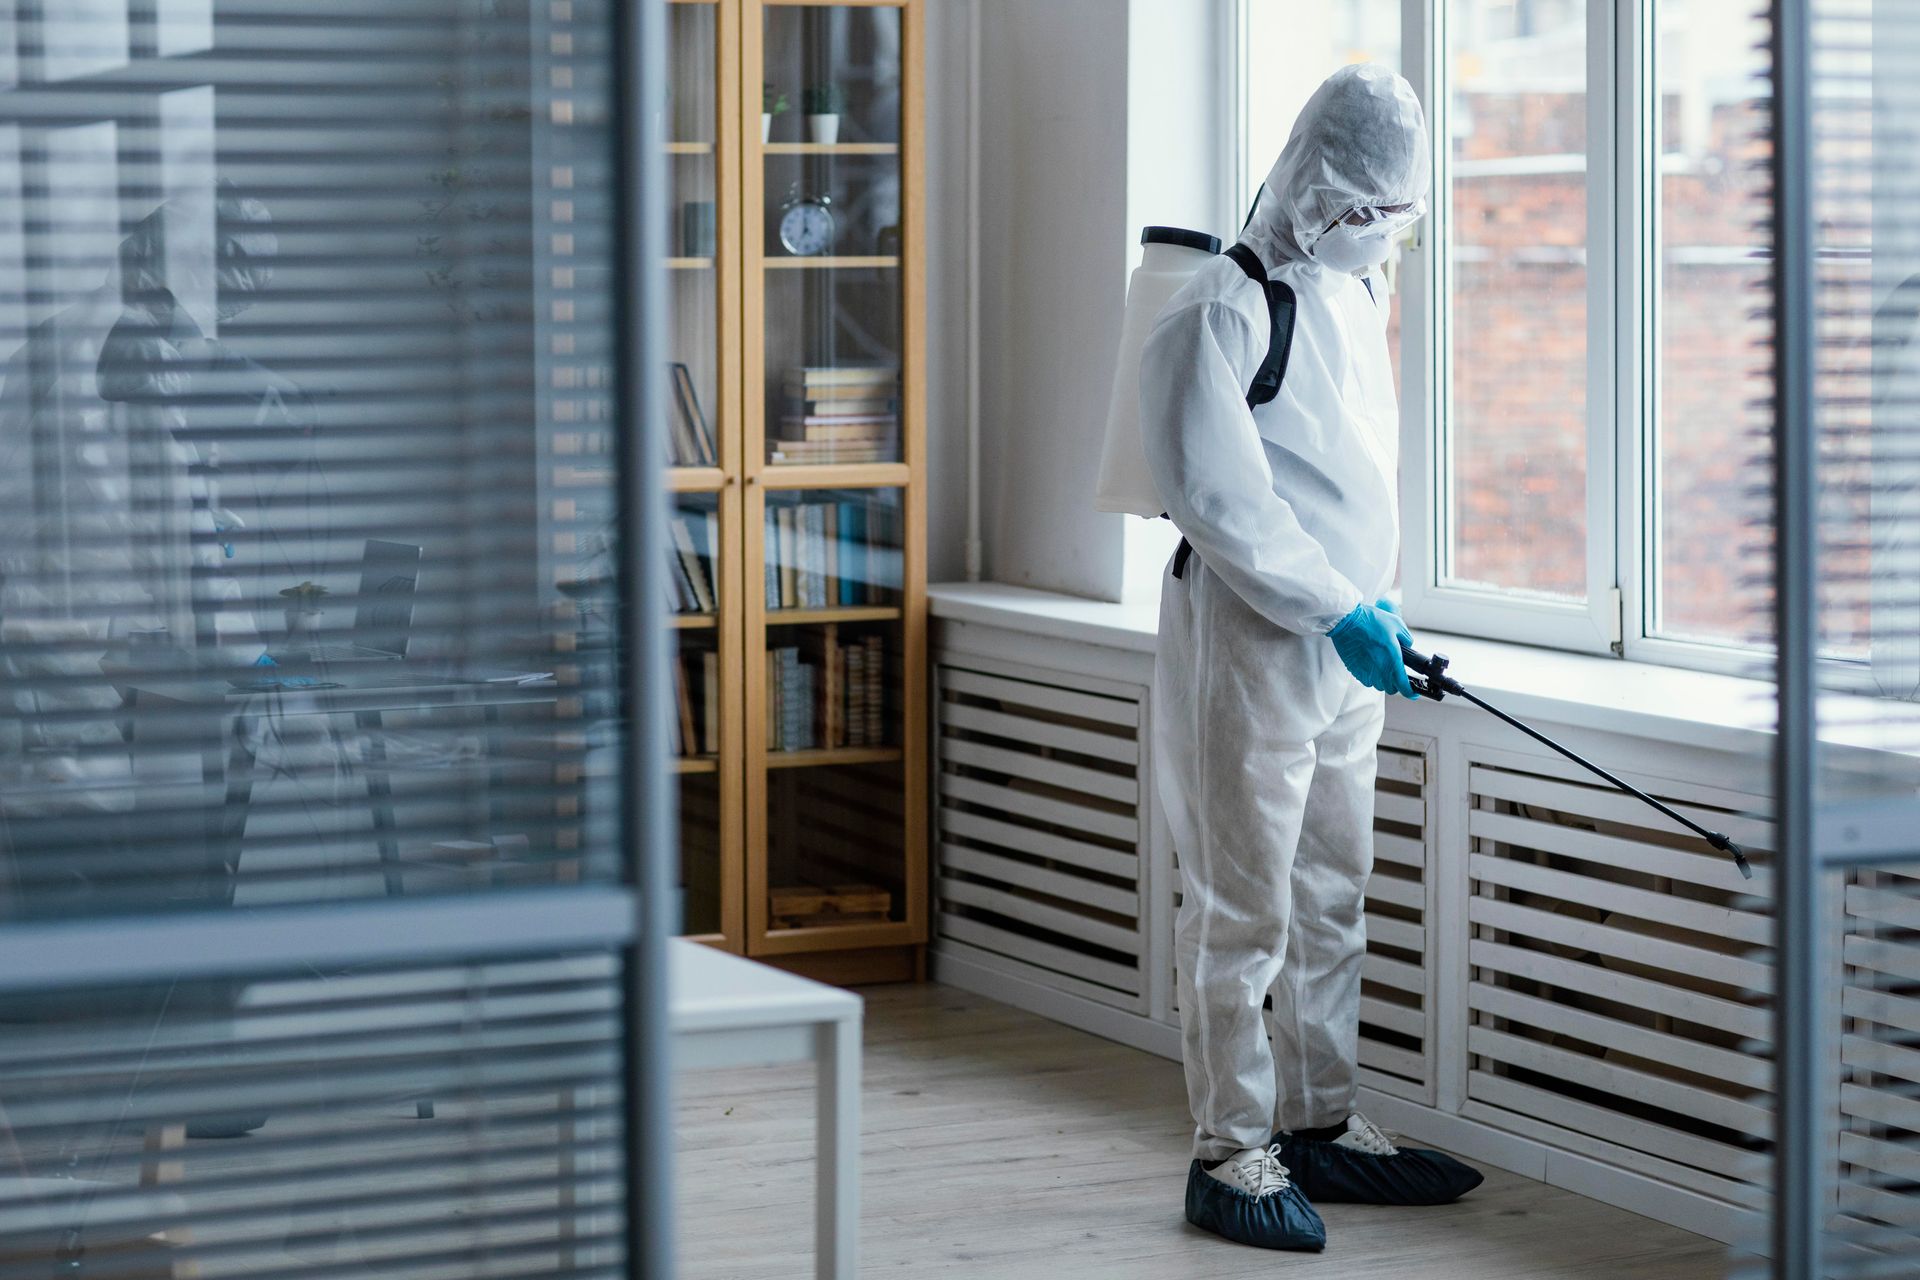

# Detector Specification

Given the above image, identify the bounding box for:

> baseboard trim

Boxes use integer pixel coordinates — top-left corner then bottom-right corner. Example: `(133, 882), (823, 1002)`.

(931, 944), (1182, 1060)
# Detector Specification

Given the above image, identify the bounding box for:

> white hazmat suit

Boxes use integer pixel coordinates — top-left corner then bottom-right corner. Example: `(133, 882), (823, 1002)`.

(1139, 64), (1429, 1163)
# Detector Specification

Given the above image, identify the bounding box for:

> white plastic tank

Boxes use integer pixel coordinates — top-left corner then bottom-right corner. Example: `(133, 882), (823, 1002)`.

(1094, 225), (1222, 518)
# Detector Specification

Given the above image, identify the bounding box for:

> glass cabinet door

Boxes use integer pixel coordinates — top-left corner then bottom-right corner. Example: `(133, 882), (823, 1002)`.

(745, 0), (921, 953)
(668, 0), (741, 946)
(749, 2), (907, 469)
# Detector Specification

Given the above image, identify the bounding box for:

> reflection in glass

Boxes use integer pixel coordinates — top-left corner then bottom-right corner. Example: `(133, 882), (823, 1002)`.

(767, 759), (906, 928)
(763, 275), (901, 465)
(36, 0), (130, 81)
(1651, 0), (1773, 650)
(0, 2), (619, 920)
(763, 487), (903, 613)
(760, 4), (901, 147)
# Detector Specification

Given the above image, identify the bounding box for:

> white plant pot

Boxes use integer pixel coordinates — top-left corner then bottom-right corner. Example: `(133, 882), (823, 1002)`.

(761, 112), (773, 143)
(284, 608), (320, 642)
(806, 113), (840, 145)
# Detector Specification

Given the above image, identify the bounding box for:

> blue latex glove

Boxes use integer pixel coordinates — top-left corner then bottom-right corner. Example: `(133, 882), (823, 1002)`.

(1327, 598), (1417, 699)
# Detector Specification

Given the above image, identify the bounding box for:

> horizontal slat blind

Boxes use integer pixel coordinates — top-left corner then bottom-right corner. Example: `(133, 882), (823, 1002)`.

(0, 954), (625, 1278)
(1803, 0), (1920, 1268)
(0, 2), (638, 1276)
(0, 0), (622, 917)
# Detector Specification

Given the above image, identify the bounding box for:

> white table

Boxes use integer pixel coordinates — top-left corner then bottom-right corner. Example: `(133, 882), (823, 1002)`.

(668, 939), (863, 1280)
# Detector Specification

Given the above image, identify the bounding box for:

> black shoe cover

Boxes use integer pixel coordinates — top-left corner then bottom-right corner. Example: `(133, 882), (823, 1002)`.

(1184, 1161), (1327, 1251)
(1274, 1132), (1483, 1205)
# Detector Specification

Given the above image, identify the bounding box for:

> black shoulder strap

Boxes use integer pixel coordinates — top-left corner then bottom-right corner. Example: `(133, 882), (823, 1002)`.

(1169, 246), (1300, 580)
(1222, 243), (1296, 409)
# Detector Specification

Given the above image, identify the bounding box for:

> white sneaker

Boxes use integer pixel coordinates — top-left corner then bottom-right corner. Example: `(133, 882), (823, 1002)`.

(1205, 1143), (1293, 1198)
(1329, 1112), (1399, 1156)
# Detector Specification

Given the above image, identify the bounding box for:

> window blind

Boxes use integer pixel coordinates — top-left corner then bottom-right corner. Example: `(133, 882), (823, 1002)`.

(0, 1), (656, 1274)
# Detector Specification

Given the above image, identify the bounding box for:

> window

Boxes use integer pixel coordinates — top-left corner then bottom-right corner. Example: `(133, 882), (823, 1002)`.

(1243, 0), (1403, 392)
(1238, 0), (1778, 675)
(1646, 0), (1774, 654)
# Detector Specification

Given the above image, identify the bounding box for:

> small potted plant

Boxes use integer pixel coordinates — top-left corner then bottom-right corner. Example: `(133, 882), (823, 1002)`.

(762, 82), (789, 143)
(803, 82), (843, 145)
(279, 581), (328, 641)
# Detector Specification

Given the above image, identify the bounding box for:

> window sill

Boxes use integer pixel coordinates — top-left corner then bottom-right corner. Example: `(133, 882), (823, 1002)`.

(929, 581), (1919, 765)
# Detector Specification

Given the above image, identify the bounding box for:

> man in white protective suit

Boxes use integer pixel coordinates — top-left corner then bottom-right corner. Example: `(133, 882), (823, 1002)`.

(1139, 64), (1483, 1252)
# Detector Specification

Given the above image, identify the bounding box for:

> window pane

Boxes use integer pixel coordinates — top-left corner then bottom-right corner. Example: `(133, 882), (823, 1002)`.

(1244, 0), (1403, 396)
(1650, 0), (1773, 649)
(1445, 0), (1589, 600)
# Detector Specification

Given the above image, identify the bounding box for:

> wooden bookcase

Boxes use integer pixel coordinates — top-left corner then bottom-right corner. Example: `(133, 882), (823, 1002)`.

(666, 0), (926, 984)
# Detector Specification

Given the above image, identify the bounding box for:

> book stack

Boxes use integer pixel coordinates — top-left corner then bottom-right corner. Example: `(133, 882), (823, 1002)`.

(763, 496), (901, 610)
(667, 508), (719, 615)
(669, 362), (717, 467)
(767, 646), (817, 751)
(765, 632), (886, 752)
(772, 365), (900, 465)
(670, 648), (721, 758)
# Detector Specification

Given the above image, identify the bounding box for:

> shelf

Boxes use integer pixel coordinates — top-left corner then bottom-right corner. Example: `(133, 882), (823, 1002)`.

(667, 141), (715, 154)
(670, 613), (719, 630)
(666, 466), (728, 492)
(668, 256), (715, 270)
(765, 606), (901, 625)
(674, 756), (720, 775)
(766, 746), (903, 771)
(758, 462), (909, 490)
(763, 142), (899, 156)
(763, 255), (898, 270)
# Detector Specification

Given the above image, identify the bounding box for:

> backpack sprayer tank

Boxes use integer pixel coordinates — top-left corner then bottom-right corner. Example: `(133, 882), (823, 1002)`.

(1094, 226), (1222, 519)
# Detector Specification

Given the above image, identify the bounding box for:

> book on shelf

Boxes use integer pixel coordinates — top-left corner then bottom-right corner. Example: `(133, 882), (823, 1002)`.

(672, 652), (697, 756)
(863, 634), (883, 745)
(700, 651), (720, 754)
(784, 364), (900, 391)
(672, 648), (722, 759)
(776, 367), (900, 464)
(778, 416), (897, 435)
(763, 632), (887, 754)
(763, 496), (900, 611)
(783, 396), (899, 417)
(668, 362), (717, 467)
(773, 647), (815, 752)
(768, 439), (898, 465)
(845, 641), (867, 747)
(668, 511), (716, 614)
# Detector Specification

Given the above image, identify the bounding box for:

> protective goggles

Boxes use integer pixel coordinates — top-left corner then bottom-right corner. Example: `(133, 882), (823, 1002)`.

(1325, 200), (1425, 241)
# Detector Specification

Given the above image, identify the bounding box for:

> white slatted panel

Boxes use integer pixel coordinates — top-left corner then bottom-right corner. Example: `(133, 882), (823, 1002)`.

(934, 662), (1150, 1012)
(1465, 757), (1776, 1201)
(1164, 732), (1437, 1103)
(1837, 864), (1920, 1251)
(1360, 735), (1436, 1102)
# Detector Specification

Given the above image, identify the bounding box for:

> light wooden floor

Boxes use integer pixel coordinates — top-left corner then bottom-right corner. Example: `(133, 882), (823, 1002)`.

(675, 982), (1735, 1279)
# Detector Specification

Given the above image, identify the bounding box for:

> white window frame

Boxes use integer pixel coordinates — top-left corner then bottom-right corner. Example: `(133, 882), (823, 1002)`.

(1397, 0), (1620, 657)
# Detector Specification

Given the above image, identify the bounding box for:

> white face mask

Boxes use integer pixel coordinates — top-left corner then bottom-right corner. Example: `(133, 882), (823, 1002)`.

(1309, 224), (1396, 273)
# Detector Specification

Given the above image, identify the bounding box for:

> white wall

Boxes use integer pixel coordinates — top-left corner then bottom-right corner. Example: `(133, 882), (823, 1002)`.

(921, 0), (972, 585)
(974, 0), (1130, 600)
(919, 0), (1229, 601)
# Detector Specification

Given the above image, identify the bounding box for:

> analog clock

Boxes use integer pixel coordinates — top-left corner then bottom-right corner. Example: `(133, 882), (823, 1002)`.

(777, 183), (836, 257)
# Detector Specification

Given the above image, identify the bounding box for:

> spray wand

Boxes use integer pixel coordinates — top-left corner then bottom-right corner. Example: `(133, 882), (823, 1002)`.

(1400, 644), (1753, 881)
